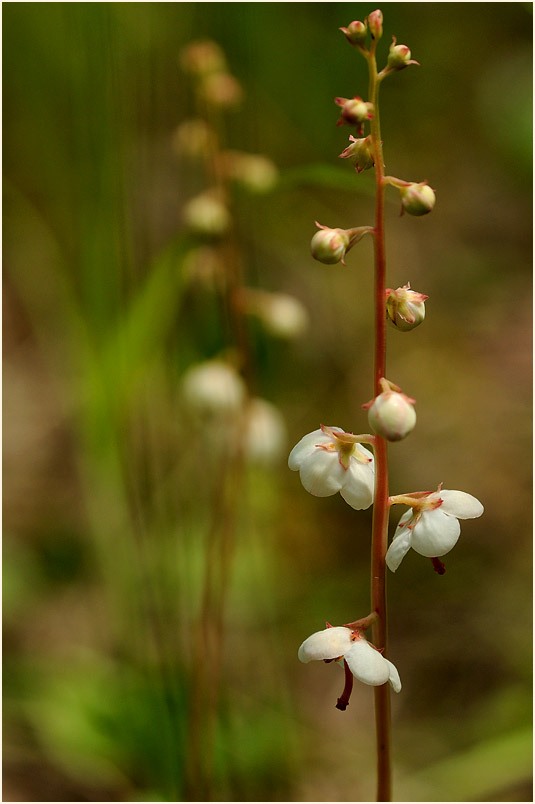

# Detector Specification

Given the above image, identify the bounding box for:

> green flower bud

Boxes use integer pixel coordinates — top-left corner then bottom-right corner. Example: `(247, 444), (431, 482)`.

(387, 38), (418, 70)
(400, 183), (436, 216)
(367, 9), (383, 40)
(339, 20), (368, 47)
(335, 96), (374, 127)
(310, 225), (350, 265)
(339, 135), (375, 173)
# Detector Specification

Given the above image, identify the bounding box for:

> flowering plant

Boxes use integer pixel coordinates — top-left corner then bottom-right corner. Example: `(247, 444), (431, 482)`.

(289, 10), (483, 801)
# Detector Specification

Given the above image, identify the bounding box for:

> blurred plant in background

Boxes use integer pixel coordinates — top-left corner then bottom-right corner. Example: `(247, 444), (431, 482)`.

(3, 3), (532, 802)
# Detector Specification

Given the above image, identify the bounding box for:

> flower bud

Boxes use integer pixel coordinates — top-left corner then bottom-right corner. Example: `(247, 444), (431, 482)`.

(183, 191), (231, 236)
(172, 119), (216, 159)
(367, 10), (383, 40)
(339, 20), (367, 47)
(385, 283), (428, 331)
(335, 96), (374, 128)
(201, 72), (243, 107)
(220, 151), (278, 193)
(400, 183), (436, 216)
(241, 289), (308, 338)
(180, 40), (227, 76)
(387, 38), (418, 70)
(365, 382), (416, 441)
(310, 224), (350, 265)
(339, 135), (374, 173)
(182, 360), (246, 418)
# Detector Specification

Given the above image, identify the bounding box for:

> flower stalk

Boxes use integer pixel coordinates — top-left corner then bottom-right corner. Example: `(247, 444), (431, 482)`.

(291, 9), (483, 803)
(366, 38), (392, 800)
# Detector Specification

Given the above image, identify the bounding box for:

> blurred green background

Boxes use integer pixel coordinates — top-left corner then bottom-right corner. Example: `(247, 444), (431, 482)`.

(3, 3), (532, 802)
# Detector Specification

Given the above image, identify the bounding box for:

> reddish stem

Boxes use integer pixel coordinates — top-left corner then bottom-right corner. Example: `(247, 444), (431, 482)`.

(368, 43), (392, 802)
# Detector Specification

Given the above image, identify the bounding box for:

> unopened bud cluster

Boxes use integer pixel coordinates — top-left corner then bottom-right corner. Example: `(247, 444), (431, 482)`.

(181, 40), (242, 107)
(176, 39), (309, 468)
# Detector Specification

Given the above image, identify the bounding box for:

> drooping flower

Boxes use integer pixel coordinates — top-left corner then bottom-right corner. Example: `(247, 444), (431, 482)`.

(181, 359), (246, 418)
(288, 425), (375, 510)
(298, 626), (401, 693)
(386, 488), (484, 572)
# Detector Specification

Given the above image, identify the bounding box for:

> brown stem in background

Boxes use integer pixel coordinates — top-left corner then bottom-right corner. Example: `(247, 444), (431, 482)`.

(186, 76), (253, 801)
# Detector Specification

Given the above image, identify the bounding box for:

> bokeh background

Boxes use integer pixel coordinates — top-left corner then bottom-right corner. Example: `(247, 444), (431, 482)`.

(3, 3), (532, 802)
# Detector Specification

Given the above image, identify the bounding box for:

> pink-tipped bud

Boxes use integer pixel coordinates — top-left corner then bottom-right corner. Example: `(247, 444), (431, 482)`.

(339, 135), (374, 173)
(366, 386), (416, 442)
(367, 10), (383, 40)
(335, 96), (374, 128)
(340, 20), (368, 46)
(387, 37), (419, 70)
(172, 119), (216, 159)
(201, 72), (243, 107)
(400, 183), (436, 216)
(180, 40), (227, 76)
(310, 224), (350, 265)
(386, 283), (428, 331)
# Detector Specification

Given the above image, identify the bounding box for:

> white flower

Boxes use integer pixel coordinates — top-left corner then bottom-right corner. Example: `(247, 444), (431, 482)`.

(298, 626), (401, 692)
(240, 288), (309, 339)
(181, 360), (246, 417)
(244, 398), (287, 464)
(386, 489), (484, 572)
(183, 190), (230, 236)
(288, 425), (375, 510)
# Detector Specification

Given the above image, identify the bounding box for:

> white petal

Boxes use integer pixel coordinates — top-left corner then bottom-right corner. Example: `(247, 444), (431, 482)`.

(438, 490), (484, 519)
(385, 659), (402, 693)
(354, 443), (375, 463)
(396, 508), (413, 529)
(298, 449), (345, 497)
(339, 457), (374, 510)
(344, 639), (390, 686)
(288, 427), (342, 471)
(298, 627), (352, 663)
(385, 526), (412, 572)
(410, 508), (460, 557)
